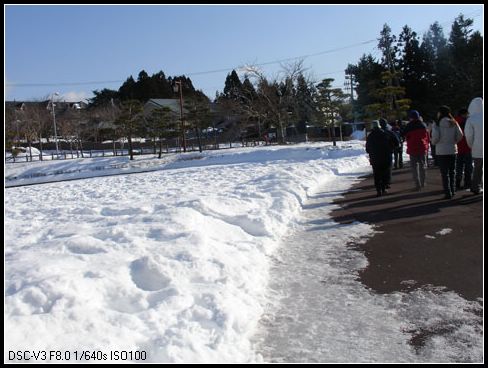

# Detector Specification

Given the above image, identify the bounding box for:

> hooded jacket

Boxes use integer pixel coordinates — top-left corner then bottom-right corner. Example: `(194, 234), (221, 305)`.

(431, 117), (463, 155)
(464, 97), (483, 158)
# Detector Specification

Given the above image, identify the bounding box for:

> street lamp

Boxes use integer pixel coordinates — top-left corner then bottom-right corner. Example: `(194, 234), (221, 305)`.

(173, 80), (186, 152)
(51, 92), (60, 157)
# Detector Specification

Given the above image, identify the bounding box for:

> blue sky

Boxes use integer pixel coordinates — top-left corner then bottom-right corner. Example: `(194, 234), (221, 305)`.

(5, 4), (483, 102)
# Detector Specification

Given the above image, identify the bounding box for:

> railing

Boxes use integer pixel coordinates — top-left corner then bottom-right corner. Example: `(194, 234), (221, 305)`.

(5, 134), (352, 164)
(5, 138), (276, 163)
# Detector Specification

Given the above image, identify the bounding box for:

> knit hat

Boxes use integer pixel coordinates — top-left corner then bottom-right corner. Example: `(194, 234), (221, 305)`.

(379, 118), (388, 129)
(408, 110), (420, 120)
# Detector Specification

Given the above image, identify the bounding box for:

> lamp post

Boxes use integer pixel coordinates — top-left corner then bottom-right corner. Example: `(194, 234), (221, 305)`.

(51, 92), (60, 157)
(173, 80), (186, 152)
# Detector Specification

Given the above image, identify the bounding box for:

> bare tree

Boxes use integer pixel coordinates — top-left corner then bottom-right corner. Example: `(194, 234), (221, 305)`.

(24, 103), (51, 160)
(237, 60), (311, 144)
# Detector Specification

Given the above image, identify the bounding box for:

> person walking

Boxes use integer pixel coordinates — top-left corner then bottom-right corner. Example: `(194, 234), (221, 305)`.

(391, 120), (404, 169)
(402, 110), (430, 191)
(366, 121), (396, 197)
(431, 105), (463, 199)
(379, 118), (401, 188)
(464, 97), (483, 195)
(454, 108), (472, 191)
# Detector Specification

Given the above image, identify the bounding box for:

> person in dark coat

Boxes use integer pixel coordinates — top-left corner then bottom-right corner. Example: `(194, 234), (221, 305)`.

(391, 120), (404, 169)
(379, 118), (401, 187)
(366, 121), (396, 197)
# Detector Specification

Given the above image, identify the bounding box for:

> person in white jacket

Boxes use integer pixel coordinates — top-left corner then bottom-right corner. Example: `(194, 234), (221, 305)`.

(431, 105), (463, 199)
(464, 97), (483, 194)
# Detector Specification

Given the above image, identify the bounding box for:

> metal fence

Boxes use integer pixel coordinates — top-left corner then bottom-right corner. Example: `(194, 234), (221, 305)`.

(6, 133), (352, 164)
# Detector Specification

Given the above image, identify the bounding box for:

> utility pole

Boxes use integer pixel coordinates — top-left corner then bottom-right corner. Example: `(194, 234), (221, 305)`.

(384, 42), (400, 114)
(51, 92), (60, 157)
(344, 73), (355, 122)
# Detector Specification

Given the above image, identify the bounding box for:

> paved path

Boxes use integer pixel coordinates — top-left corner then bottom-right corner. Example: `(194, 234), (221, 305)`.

(332, 164), (483, 301)
(253, 164), (483, 363)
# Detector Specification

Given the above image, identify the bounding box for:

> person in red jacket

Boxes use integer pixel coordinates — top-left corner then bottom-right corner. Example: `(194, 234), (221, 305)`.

(401, 110), (431, 191)
(454, 108), (472, 191)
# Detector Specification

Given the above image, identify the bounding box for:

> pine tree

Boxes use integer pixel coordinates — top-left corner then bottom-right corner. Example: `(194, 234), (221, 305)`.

(422, 21), (450, 114)
(223, 70), (243, 101)
(115, 100), (143, 160)
(398, 25), (429, 116)
(315, 78), (346, 146)
(448, 14), (481, 111)
(366, 71), (411, 121)
(184, 95), (212, 152)
(347, 55), (385, 119)
(294, 74), (316, 133)
(90, 88), (119, 108)
(119, 76), (136, 101)
(146, 106), (175, 158)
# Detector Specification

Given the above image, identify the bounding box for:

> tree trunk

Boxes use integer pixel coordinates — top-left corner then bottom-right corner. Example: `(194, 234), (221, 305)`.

(128, 134), (134, 160)
(196, 128), (203, 153)
(39, 133), (44, 161)
(158, 136), (163, 159)
(28, 139), (33, 162)
(332, 124), (337, 146)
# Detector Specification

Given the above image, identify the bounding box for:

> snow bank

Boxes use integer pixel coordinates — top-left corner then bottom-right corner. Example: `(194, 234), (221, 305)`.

(5, 142), (371, 363)
(350, 129), (366, 140)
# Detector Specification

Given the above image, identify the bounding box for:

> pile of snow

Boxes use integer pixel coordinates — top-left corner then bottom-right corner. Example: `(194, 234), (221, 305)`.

(7, 146), (41, 158)
(5, 142), (370, 363)
(4, 141), (481, 363)
(350, 129), (366, 140)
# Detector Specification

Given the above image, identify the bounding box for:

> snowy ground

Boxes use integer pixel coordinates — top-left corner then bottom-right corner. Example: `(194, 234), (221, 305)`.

(4, 141), (482, 363)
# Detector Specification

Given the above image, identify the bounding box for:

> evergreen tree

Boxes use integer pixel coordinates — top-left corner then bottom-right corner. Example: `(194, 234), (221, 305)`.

(241, 77), (257, 104)
(119, 76), (136, 101)
(89, 88), (119, 108)
(115, 99), (143, 160)
(316, 78), (346, 146)
(378, 24), (400, 74)
(422, 21), (450, 115)
(146, 106), (176, 158)
(347, 55), (386, 119)
(346, 15), (482, 122)
(398, 25), (429, 116)
(466, 31), (483, 98)
(184, 95), (212, 152)
(366, 71), (411, 121)
(223, 70), (243, 101)
(448, 14), (481, 111)
(294, 73), (316, 133)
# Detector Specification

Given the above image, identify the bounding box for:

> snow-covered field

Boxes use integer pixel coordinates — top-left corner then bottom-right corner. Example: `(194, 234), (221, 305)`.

(4, 141), (482, 363)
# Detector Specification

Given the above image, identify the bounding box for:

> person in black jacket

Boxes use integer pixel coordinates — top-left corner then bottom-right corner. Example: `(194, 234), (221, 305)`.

(366, 121), (397, 197)
(391, 120), (404, 169)
(379, 118), (401, 188)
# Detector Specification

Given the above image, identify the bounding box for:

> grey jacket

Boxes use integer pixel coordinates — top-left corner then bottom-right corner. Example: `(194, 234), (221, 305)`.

(431, 117), (463, 155)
